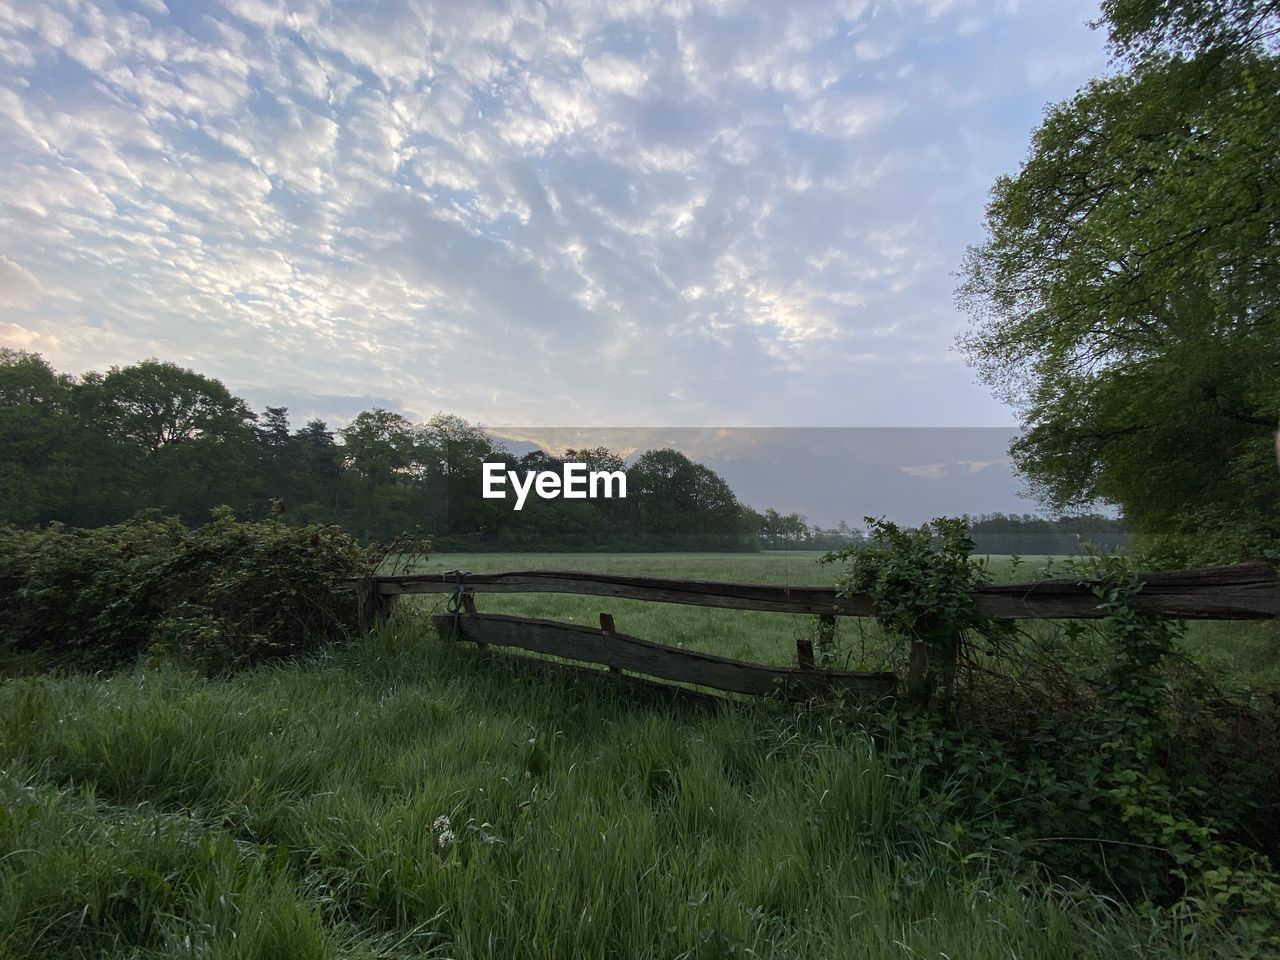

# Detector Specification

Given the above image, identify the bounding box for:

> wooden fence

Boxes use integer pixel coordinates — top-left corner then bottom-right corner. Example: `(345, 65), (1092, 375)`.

(357, 562), (1280, 706)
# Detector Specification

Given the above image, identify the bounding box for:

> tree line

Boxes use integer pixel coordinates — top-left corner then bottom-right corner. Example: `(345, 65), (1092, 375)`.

(2, 351), (1137, 554)
(963, 512), (1131, 556)
(0, 350), (858, 550)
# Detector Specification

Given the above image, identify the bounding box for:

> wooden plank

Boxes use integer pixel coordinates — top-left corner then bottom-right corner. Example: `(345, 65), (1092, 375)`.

(381, 562), (1280, 620)
(355, 578), (399, 630)
(448, 642), (723, 709)
(599, 613), (621, 673)
(973, 563), (1280, 620)
(395, 571), (872, 614)
(432, 613), (897, 699)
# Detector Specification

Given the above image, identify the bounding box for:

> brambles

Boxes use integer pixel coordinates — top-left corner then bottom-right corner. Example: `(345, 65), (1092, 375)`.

(0, 510), (369, 671)
(822, 519), (1280, 946)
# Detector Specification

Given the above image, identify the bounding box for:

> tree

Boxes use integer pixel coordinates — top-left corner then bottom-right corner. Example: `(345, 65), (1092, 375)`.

(338, 408), (416, 542)
(254, 406), (300, 516)
(292, 418), (342, 520)
(0, 350), (76, 525)
(629, 449), (746, 548)
(76, 359), (260, 523)
(957, 0), (1280, 560)
(415, 414), (505, 539)
(1100, 0), (1279, 59)
(0, 353), (804, 551)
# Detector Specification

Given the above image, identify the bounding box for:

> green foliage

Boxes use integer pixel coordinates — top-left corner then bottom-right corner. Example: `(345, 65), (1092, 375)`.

(992, 554), (1280, 949)
(0, 547), (1276, 956)
(823, 517), (1006, 645)
(957, 2), (1280, 562)
(820, 520), (1280, 944)
(0, 512), (366, 671)
(2, 352), (816, 551)
(1071, 557), (1280, 946)
(0, 349), (77, 527)
(821, 517), (1014, 705)
(965, 511), (1132, 555)
(74, 359), (263, 526)
(1100, 0), (1280, 60)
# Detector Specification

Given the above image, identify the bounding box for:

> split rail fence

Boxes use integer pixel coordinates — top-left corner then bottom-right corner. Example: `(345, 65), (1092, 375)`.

(355, 562), (1280, 706)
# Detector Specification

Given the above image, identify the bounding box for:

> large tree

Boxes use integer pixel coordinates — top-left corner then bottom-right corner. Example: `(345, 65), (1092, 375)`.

(957, 0), (1280, 559)
(628, 448), (748, 547)
(338, 408), (417, 542)
(76, 359), (260, 523)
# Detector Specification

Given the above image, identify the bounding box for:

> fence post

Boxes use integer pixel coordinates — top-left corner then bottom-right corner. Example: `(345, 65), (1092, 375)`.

(934, 634), (961, 713)
(906, 632), (961, 710)
(600, 613), (621, 673)
(804, 613), (836, 671)
(460, 591), (485, 650)
(356, 579), (399, 632)
(906, 641), (931, 706)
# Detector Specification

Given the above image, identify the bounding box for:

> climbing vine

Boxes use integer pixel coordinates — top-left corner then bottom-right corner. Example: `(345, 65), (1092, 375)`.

(820, 519), (1280, 947)
(821, 516), (1013, 707)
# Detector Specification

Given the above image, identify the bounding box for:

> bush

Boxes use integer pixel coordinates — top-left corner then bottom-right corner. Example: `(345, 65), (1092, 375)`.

(821, 516), (1015, 708)
(821, 520), (1280, 946)
(0, 510), (367, 671)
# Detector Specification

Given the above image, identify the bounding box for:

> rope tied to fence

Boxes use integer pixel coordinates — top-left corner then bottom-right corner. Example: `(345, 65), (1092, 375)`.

(444, 569), (471, 635)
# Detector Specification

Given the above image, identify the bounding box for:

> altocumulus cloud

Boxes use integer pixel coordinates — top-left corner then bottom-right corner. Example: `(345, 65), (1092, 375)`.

(0, 256), (42, 308)
(0, 0), (1104, 427)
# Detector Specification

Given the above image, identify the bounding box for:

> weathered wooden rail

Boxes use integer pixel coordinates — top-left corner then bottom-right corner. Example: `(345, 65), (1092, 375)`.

(372, 563), (1280, 620)
(358, 562), (1280, 706)
(430, 612), (896, 699)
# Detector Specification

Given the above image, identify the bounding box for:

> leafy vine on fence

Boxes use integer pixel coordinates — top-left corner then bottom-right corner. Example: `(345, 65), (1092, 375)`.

(821, 516), (1014, 708)
(819, 518), (1280, 947)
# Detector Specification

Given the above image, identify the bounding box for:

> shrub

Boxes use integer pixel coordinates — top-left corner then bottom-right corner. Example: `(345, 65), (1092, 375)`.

(0, 509), (367, 671)
(821, 516), (1015, 708)
(821, 519), (1280, 946)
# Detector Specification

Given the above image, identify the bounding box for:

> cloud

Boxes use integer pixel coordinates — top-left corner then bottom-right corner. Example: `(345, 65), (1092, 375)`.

(958, 458), (1004, 473)
(0, 0), (1105, 428)
(0, 321), (48, 348)
(0, 257), (41, 308)
(901, 463), (950, 479)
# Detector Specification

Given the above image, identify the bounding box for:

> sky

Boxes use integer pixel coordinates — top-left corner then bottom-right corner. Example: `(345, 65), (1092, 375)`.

(0, 0), (1108, 431)
(493, 426), (1029, 526)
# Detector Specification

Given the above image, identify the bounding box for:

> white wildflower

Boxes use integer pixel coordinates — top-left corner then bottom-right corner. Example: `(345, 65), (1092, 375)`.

(432, 815), (450, 832)
(437, 828), (456, 848)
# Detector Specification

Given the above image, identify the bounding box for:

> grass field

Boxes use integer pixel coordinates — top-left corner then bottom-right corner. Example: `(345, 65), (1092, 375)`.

(1, 551), (1275, 958)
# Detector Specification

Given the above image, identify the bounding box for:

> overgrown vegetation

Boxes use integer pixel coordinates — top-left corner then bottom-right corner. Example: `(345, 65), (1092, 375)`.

(0, 512), (368, 672)
(822, 517), (1016, 708)
(0, 532), (1277, 957)
(0, 625), (1270, 960)
(815, 520), (1280, 949)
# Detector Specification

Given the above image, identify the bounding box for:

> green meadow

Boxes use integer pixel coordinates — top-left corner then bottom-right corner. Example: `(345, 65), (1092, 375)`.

(2, 551), (1277, 958)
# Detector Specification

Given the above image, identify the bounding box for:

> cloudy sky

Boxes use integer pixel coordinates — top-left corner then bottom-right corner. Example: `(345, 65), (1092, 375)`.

(0, 0), (1106, 430)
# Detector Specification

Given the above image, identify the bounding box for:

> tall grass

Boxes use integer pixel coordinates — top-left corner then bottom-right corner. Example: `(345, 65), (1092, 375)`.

(0, 622), (1243, 959)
